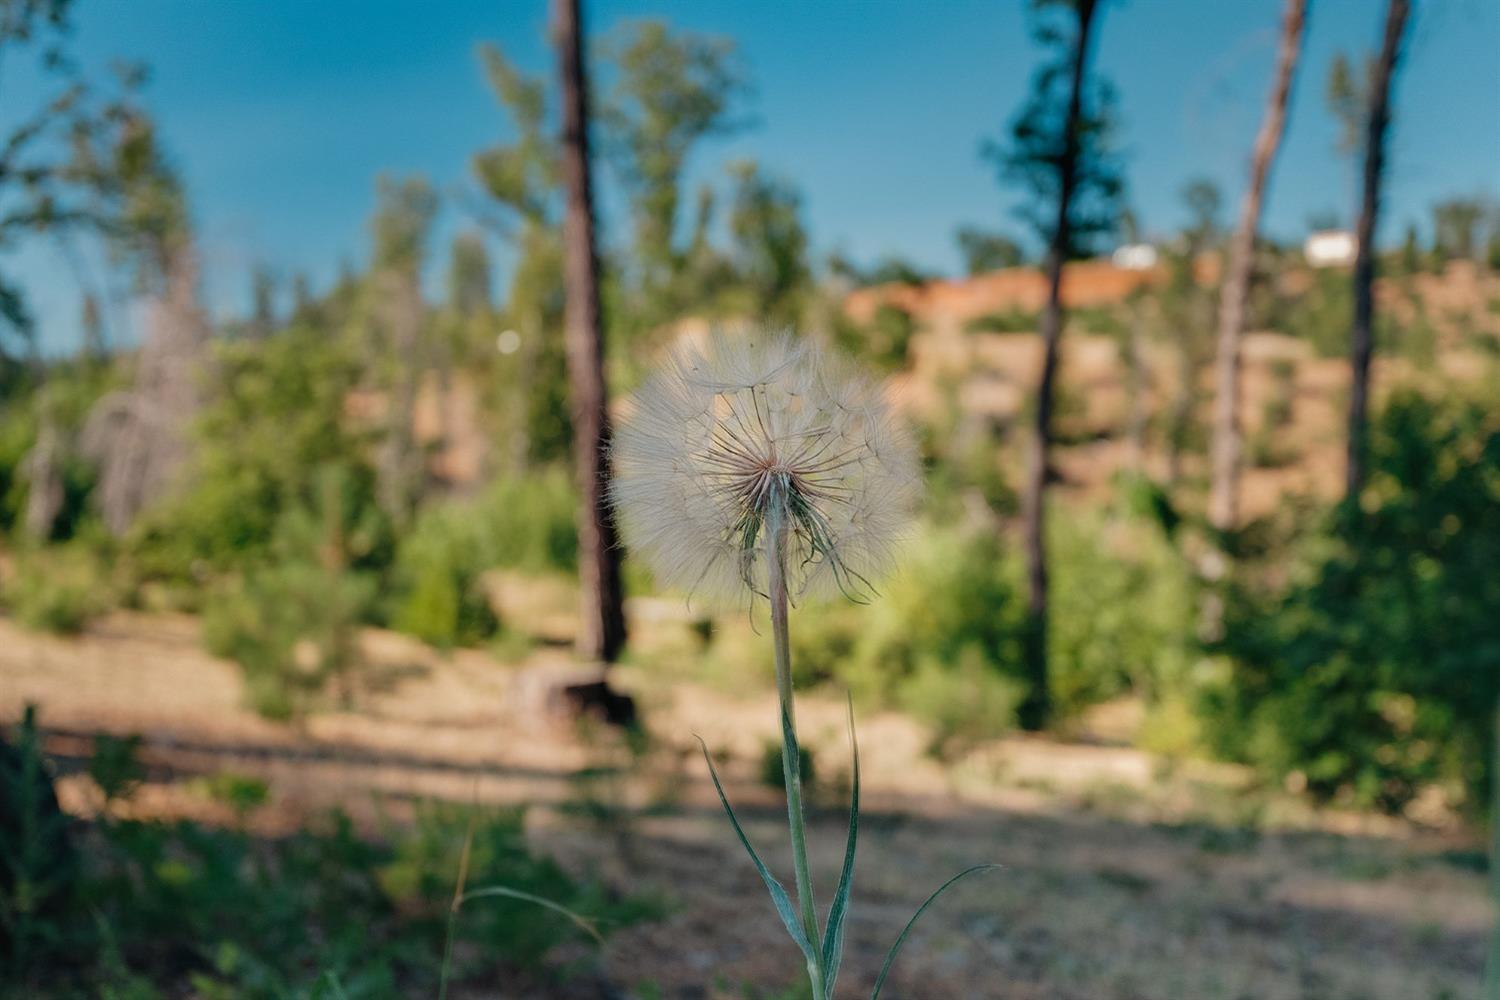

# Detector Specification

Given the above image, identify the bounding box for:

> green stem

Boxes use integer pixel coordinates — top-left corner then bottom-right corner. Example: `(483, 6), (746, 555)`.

(767, 497), (826, 1000)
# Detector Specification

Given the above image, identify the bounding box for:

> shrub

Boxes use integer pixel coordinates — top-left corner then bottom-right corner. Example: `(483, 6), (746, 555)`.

(385, 468), (577, 647)
(203, 559), (374, 720)
(129, 331), (379, 582)
(474, 466), (578, 576)
(15, 774), (648, 996)
(1212, 388), (1500, 813)
(899, 647), (1024, 759)
(1047, 509), (1198, 722)
(389, 506), (499, 649)
(4, 542), (114, 634)
(759, 740), (816, 791)
(203, 467), (378, 719)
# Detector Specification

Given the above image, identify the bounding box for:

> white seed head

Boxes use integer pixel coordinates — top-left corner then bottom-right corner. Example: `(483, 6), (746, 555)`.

(611, 331), (920, 608)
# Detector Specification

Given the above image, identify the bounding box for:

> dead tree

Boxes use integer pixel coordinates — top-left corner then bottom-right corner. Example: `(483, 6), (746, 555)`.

(554, 0), (627, 664)
(1346, 0), (1411, 501)
(374, 263), (425, 522)
(21, 390), (66, 540)
(83, 248), (208, 535)
(1208, 0), (1308, 534)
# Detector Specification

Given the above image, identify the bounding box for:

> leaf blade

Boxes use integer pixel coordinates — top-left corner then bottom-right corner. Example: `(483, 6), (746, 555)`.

(870, 864), (1003, 1000)
(458, 885), (605, 945)
(820, 695), (861, 994)
(696, 736), (819, 967)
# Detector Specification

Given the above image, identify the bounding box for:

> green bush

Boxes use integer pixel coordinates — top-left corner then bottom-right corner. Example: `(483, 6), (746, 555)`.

(389, 504), (500, 649)
(1047, 509), (1198, 722)
(899, 647), (1024, 759)
(837, 526), (1025, 750)
(203, 559), (375, 720)
(16, 796), (645, 996)
(130, 330), (380, 583)
(5, 543), (114, 634)
(759, 740), (816, 791)
(203, 467), (379, 719)
(1212, 388), (1500, 813)
(384, 468), (577, 647)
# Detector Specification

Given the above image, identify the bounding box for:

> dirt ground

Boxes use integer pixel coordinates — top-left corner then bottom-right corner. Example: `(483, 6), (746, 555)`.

(1, 610), (1487, 999)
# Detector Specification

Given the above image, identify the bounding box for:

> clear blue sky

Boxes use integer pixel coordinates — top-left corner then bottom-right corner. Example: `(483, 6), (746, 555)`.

(5, 0), (1497, 354)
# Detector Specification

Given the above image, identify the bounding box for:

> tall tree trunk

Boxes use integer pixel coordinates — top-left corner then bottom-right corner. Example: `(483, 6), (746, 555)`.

(376, 264), (424, 524)
(1346, 0), (1411, 501)
(1208, 0), (1308, 534)
(82, 246), (208, 535)
(1124, 299), (1148, 474)
(555, 0), (627, 664)
(1020, 0), (1100, 732)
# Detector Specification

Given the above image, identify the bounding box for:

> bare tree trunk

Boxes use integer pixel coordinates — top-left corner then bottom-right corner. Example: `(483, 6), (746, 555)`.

(82, 247), (208, 535)
(1208, 0), (1307, 534)
(22, 389), (65, 540)
(376, 264), (425, 524)
(1124, 299), (1149, 474)
(1020, 0), (1099, 732)
(1347, 0), (1410, 501)
(555, 0), (627, 664)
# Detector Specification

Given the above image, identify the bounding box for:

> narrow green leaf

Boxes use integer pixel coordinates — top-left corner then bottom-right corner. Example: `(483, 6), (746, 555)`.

(696, 737), (820, 967)
(458, 885), (605, 945)
(870, 864), (1003, 1000)
(320, 971), (350, 1000)
(820, 695), (861, 995)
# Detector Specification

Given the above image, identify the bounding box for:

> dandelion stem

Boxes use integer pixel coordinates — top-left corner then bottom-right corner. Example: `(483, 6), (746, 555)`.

(766, 490), (826, 1000)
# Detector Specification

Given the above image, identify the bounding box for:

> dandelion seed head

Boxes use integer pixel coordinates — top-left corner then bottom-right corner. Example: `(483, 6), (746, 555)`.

(611, 331), (920, 608)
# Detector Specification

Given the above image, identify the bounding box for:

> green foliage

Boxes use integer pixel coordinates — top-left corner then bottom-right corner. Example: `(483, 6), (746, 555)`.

(1213, 388), (1500, 813)
(371, 176), (439, 271)
(389, 504), (501, 649)
(384, 469), (576, 647)
(726, 160), (811, 327)
(193, 772), (270, 821)
(963, 307), (1038, 334)
(955, 226), (1025, 275)
(474, 467), (579, 575)
(384, 803), (655, 977)
(835, 304), (915, 373)
(759, 740), (816, 792)
(4, 541), (114, 634)
(132, 329), (381, 581)
(203, 558), (374, 720)
(1, 706), (80, 981)
(835, 527), (1025, 755)
(5, 720), (646, 996)
(985, 0), (1124, 257)
(1279, 268), (1352, 358)
(899, 648), (1024, 759)
(600, 19), (748, 314)
(88, 734), (146, 807)
(24, 801), (637, 996)
(202, 466), (378, 719)
(1047, 509), (1198, 722)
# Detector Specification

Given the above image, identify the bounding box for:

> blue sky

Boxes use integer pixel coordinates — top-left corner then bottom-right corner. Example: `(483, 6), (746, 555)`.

(4, 0), (1497, 354)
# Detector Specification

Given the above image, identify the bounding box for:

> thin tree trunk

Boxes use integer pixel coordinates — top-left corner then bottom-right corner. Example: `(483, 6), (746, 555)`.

(1125, 298), (1148, 474)
(1208, 0), (1308, 534)
(1020, 0), (1099, 732)
(555, 0), (627, 663)
(1346, 0), (1410, 501)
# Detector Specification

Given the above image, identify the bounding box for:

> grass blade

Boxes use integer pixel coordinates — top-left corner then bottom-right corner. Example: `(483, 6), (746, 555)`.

(870, 864), (1003, 1000)
(820, 695), (860, 995)
(696, 736), (819, 967)
(458, 885), (605, 945)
